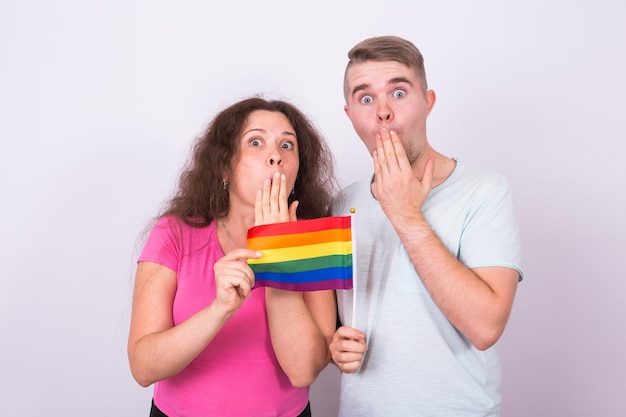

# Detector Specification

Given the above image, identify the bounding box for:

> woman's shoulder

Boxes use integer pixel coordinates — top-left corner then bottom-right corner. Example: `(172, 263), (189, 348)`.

(151, 215), (217, 240)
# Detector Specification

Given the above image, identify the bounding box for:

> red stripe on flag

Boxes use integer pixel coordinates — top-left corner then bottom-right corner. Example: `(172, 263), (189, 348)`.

(247, 216), (351, 239)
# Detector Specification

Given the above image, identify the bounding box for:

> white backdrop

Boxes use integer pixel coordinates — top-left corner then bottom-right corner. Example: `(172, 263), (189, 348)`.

(1, 1), (625, 416)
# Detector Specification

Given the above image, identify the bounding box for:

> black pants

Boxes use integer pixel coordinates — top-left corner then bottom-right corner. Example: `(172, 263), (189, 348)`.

(149, 401), (167, 417)
(151, 399), (312, 417)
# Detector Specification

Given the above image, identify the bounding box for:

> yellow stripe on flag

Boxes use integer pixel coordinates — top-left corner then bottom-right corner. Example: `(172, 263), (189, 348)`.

(248, 240), (352, 265)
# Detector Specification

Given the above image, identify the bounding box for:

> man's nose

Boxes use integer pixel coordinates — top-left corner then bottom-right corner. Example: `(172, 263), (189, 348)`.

(377, 101), (393, 122)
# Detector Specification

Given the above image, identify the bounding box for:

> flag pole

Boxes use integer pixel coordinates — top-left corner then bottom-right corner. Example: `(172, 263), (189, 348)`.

(349, 208), (357, 328)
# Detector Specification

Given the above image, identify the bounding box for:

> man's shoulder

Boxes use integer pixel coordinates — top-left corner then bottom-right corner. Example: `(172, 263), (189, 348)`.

(344, 176), (371, 192)
(451, 159), (511, 189)
(331, 177), (372, 215)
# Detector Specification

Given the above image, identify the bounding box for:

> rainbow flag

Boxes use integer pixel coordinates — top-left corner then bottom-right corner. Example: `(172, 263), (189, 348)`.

(247, 216), (353, 291)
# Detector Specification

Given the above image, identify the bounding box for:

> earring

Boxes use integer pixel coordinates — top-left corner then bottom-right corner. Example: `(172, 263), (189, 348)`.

(291, 187), (295, 196)
(223, 179), (229, 190)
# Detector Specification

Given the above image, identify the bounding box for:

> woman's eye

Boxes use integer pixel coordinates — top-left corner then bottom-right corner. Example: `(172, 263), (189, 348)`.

(360, 95), (373, 104)
(281, 142), (295, 150)
(250, 139), (262, 147)
(392, 89), (406, 98)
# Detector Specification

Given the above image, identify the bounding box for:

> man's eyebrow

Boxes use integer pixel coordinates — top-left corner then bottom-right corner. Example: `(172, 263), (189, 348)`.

(389, 76), (413, 86)
(351, 77), (414, 97)
(351, 83), (369, 97)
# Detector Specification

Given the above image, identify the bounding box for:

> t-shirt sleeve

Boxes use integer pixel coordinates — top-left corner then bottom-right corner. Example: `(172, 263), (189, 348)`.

(138, 216), (180, 272)
(459, 178), (524, 280)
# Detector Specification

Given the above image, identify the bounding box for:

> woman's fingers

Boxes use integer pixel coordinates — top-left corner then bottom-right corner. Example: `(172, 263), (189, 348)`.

(214, 249), (261, 309)
(255, 172), (295, 225)
(277, 173), (289, 219)
(288, 200), (299, 222)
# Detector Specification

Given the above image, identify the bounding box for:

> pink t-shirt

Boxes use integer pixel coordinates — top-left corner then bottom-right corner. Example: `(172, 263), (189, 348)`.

(139, 216), (308, 417)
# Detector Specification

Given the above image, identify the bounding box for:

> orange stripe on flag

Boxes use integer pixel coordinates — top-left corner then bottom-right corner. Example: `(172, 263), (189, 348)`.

(247, 228), (351, 250)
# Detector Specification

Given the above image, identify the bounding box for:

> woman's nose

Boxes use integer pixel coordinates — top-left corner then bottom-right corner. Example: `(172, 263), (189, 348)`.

(268, 148), (282, 166)
(269, 157), (282, 166)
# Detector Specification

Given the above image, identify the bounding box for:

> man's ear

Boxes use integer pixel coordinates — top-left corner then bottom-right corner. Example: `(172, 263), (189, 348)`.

(426, 89), (437, 115)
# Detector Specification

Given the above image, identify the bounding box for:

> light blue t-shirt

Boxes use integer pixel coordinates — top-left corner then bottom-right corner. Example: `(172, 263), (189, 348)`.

(332, 159), (523, 417)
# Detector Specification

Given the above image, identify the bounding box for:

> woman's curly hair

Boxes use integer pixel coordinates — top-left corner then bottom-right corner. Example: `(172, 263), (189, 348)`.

(159, 96), (338, 227)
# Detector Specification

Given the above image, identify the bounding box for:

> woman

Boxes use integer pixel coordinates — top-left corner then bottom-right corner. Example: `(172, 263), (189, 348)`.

(128, 97), (338, 416)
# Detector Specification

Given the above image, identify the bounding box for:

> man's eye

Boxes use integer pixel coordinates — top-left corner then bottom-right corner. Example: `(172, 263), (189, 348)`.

(392, 89), (406, 98)
(360, 95), (373, 104)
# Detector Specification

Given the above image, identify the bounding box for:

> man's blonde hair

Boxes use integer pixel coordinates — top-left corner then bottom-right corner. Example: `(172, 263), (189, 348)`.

(344, 35), (428, 100)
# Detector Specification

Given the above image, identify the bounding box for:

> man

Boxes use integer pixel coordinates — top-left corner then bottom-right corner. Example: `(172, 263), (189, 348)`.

(329, 35), (523, 416)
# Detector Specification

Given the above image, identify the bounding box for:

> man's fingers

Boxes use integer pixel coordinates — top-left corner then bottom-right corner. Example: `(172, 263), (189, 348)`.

(330, 327), (368, 374)
(335, 325), (366, 341)
(389, 129), (410, 171)
(380, 127), (398, 167)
